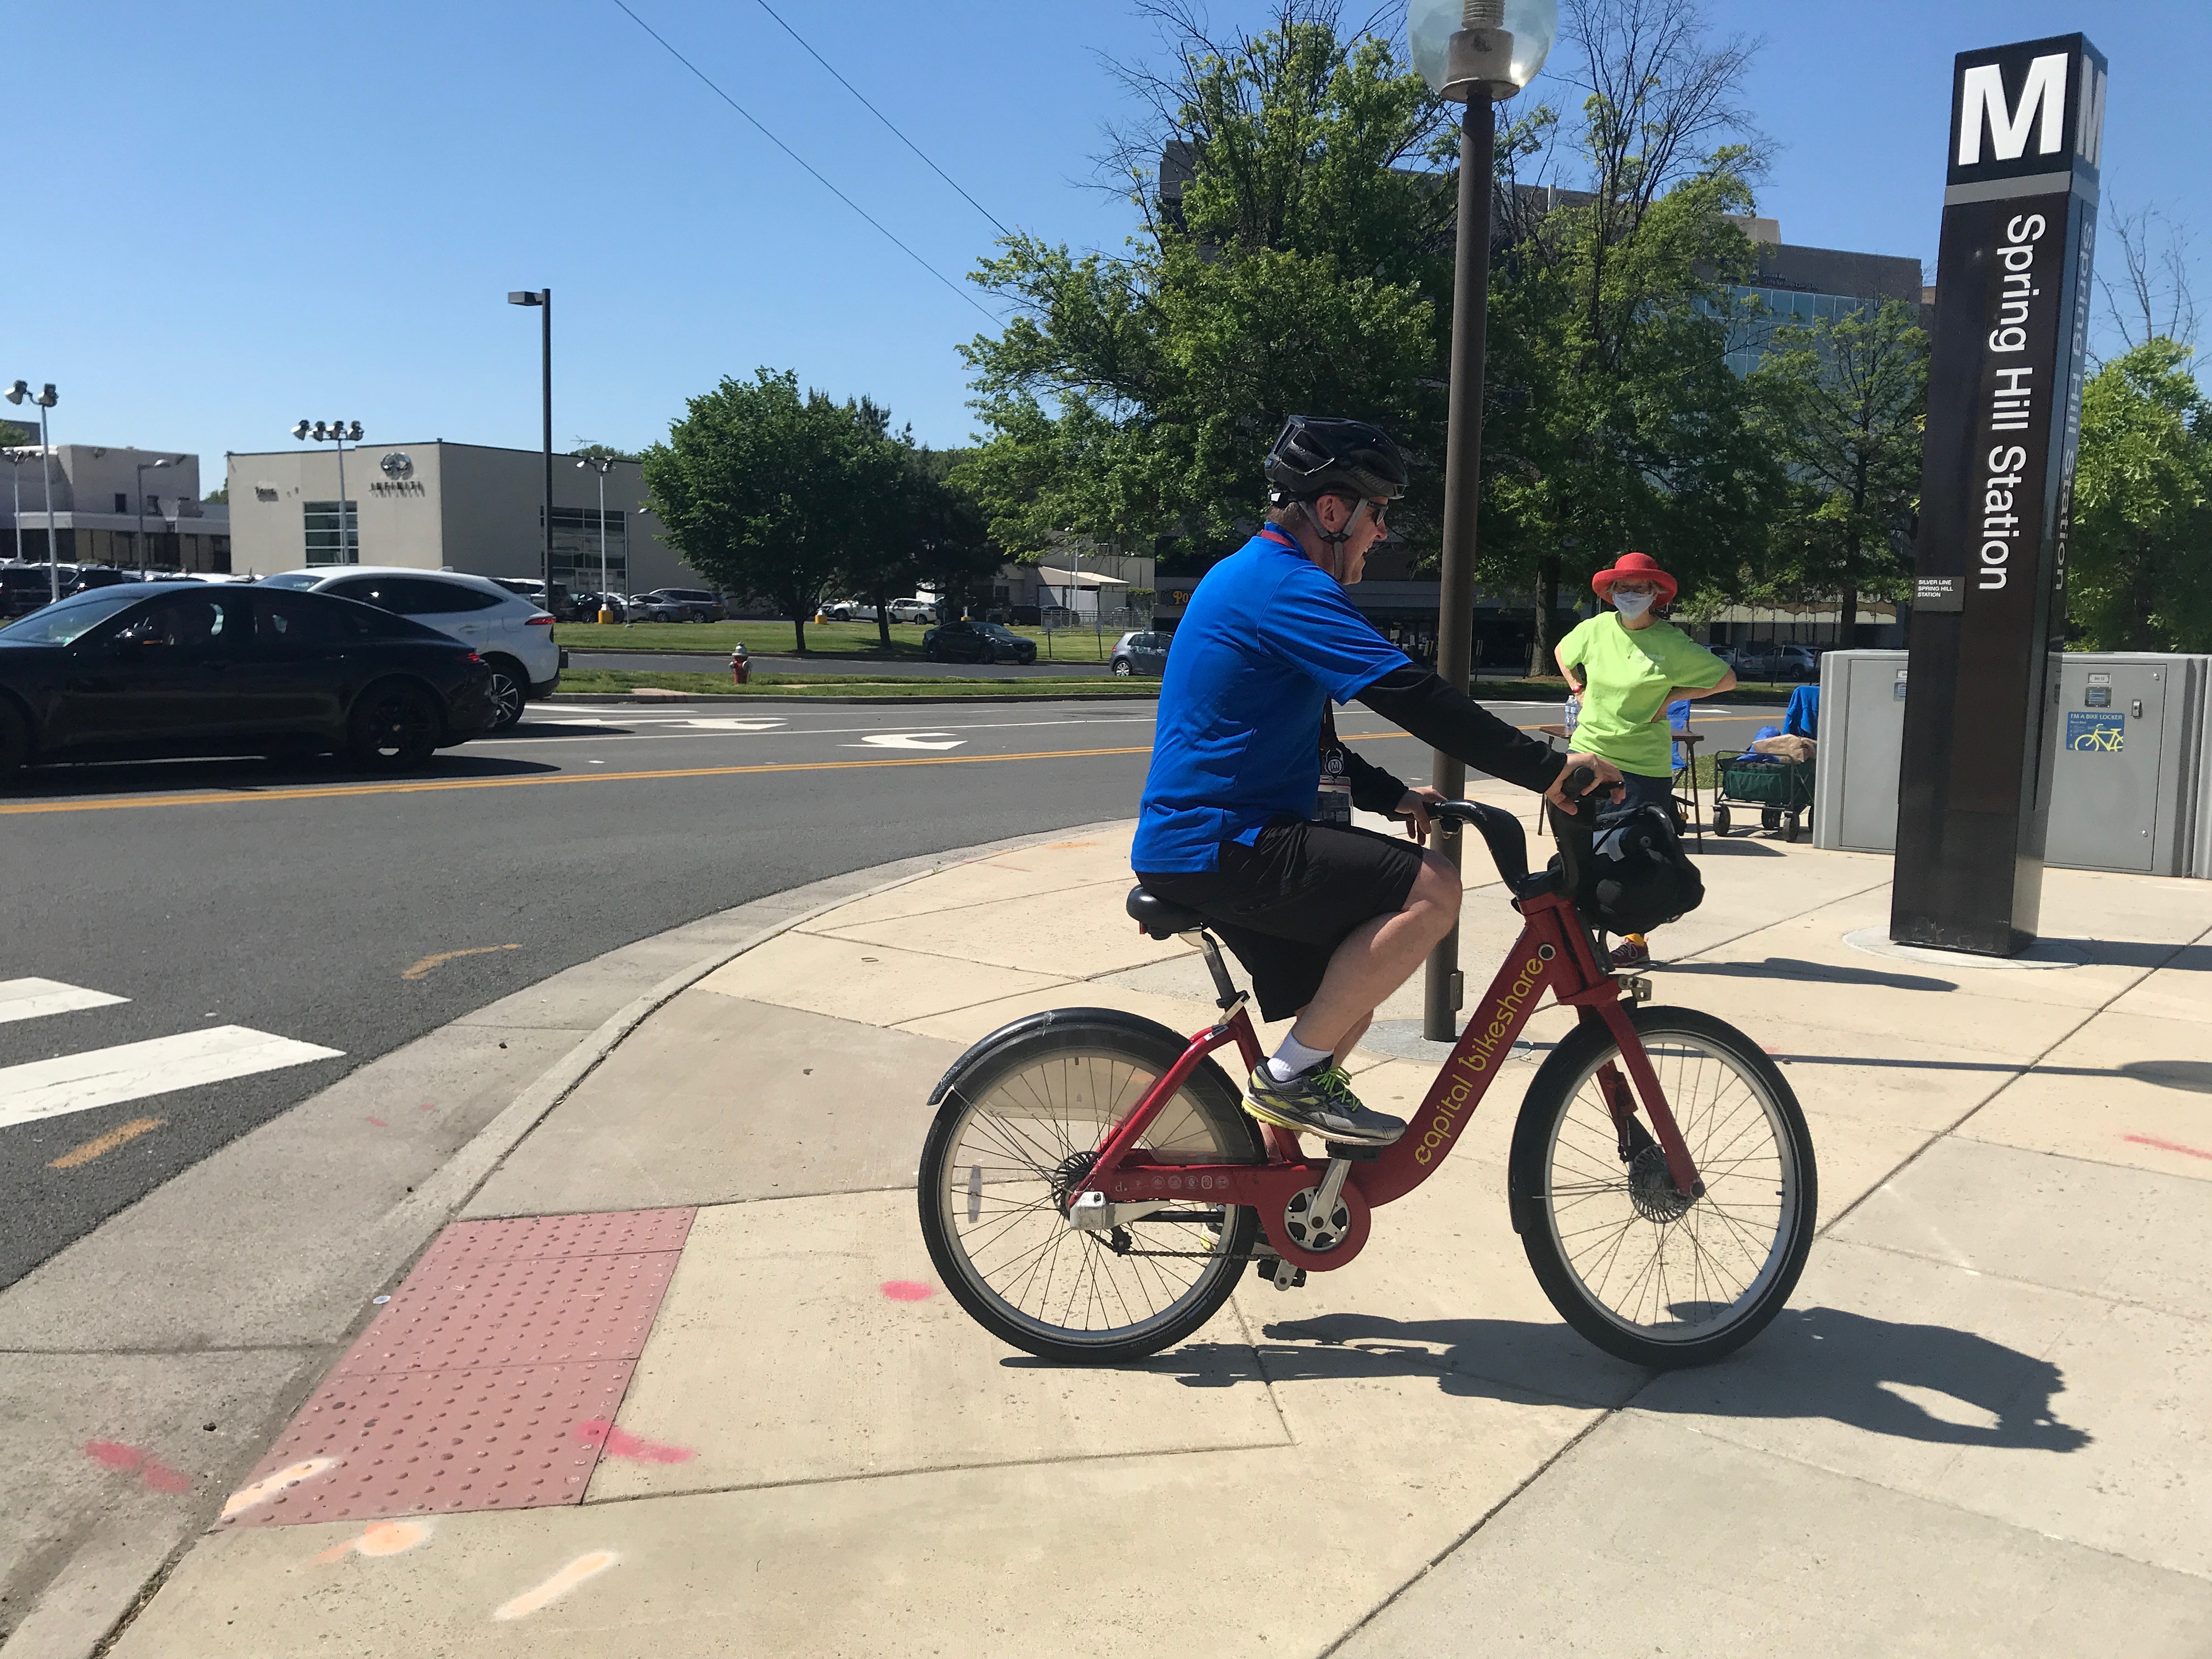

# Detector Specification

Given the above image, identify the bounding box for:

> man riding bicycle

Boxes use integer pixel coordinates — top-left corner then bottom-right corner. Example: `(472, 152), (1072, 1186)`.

(1132, 416), (1624, 1149)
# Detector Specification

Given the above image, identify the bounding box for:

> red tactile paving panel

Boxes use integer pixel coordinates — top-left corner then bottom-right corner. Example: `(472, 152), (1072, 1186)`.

(219, 1208), (694, 1528)
(330, 1252), (681, 1375)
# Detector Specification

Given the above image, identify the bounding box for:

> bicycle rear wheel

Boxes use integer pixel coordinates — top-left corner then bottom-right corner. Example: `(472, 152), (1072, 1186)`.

(1510, 1005), (1815, 1368)
(917, 1009), (1263, 1363)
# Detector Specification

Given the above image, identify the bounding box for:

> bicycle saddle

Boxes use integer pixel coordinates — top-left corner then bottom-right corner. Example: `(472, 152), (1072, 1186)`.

(1127, 885), (1206, 939)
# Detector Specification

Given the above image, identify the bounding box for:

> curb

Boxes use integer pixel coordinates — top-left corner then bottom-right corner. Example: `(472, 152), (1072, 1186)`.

(545, 691), (1155, 707)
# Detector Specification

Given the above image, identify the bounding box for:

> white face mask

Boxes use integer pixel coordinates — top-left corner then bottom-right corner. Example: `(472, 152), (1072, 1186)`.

(1612, 591), (1656, 620)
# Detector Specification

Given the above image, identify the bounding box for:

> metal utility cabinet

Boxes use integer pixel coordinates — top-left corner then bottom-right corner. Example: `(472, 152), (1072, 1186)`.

(1815, 650), (2208, 878)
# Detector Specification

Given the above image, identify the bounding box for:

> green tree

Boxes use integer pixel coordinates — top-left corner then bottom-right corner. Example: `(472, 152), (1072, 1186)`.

(640, 369), (904, 653)
(902, 446), (1005, 625)
(1744, 297), (1928, 640)
(957, 3), (1453, 558)
(203, 484), (229, 504)
(1479, 0), (1777, 672)
(2068, 340), (2212, 650)
(570, 440), (638, 462)
(0, 419), (31, 449)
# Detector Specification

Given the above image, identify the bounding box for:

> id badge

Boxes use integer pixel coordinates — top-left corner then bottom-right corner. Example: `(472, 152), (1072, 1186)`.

(1314, 778), (1353, 826)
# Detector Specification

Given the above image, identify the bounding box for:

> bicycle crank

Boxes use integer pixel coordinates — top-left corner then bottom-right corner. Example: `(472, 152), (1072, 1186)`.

(1282, 1155), (1357, 1252)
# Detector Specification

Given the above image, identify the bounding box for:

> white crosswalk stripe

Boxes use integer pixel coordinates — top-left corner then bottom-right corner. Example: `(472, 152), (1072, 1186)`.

(0, 1024), (344, 1131)
(0, 978), (130, 1024)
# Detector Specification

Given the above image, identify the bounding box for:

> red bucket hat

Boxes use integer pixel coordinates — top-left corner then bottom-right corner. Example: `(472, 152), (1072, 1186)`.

(1592, 551), (1677, 606)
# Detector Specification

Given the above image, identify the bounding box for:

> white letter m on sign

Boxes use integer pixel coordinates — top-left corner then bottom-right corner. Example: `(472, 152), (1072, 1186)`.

(1959, 54), (2069, 165)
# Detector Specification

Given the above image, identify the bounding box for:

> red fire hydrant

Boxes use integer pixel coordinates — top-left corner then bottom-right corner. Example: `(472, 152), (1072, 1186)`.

(730, 644), (751, 686)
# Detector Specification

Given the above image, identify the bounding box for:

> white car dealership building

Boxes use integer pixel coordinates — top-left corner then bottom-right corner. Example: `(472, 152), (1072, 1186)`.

(223, 441), (712, 592)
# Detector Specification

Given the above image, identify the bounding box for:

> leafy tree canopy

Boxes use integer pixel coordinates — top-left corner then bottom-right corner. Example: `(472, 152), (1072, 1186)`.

(2069, 338), (2212, 651)
(640, 369), (906, 652)
(956, 3), (1452, 558)
(1739, 297), (1927, 636)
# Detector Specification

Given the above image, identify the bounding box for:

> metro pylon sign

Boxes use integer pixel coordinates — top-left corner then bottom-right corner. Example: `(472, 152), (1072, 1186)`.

(1892, 33), (2107, 957)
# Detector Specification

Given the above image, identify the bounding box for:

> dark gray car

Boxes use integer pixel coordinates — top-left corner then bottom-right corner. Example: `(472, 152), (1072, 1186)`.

(1109, 630), (1170, 677)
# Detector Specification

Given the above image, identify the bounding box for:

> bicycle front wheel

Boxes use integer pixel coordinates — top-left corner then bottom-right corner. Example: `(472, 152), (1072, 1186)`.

(1510, 1006), (1815, 1368)
(917, 1009), (1263, 1364)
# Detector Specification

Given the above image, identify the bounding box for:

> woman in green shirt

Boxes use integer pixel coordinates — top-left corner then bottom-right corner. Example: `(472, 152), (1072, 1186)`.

(1555, 551), (1736, 969)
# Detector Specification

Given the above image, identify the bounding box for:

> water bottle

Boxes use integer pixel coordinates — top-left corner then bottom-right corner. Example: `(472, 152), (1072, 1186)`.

(1564, 693), (1580, 736)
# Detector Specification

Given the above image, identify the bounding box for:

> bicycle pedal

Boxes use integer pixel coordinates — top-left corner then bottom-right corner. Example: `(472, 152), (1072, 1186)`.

(1322, 1141), (1383, 1161)
(1255, 1258), (1307, 1291)
(1615, 974), (1653, 1003)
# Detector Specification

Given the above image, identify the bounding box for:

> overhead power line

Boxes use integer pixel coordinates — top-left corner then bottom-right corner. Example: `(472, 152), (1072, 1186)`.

(608, 0), (1001, 326)
(746, 0), (1012, 239)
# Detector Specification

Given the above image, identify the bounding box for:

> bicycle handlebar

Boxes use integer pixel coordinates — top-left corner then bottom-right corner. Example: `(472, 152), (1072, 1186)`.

(1424, 768), (1602, 896)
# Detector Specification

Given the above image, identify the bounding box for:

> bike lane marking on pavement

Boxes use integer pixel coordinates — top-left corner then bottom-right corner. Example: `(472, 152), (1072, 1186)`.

(0, 1025), (345, 1129)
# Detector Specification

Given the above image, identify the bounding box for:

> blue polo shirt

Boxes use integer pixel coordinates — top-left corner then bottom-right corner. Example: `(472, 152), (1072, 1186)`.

(1133, 530), (1410, 873)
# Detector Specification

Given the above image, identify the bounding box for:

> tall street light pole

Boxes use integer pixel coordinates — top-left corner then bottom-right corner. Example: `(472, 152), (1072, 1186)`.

(4, 448), (28, 566)
(577, 455), (614, 616)
(5, 380), (61, 601)
(291, 421), (364, 563)
(1408, 0), (1555, 1041)
(136, 456), (174, 570)
(508, 291), (553, 610)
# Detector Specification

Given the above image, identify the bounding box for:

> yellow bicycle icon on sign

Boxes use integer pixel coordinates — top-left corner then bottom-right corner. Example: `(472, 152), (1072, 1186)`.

(2068, 718), (2126, 753)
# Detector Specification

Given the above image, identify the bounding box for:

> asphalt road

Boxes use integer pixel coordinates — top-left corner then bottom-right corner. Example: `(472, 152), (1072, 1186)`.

(0, 695), (1784, 1288)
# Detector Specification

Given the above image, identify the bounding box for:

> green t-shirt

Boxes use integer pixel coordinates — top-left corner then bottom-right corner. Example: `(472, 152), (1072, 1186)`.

(1557, 614), (1728, 776)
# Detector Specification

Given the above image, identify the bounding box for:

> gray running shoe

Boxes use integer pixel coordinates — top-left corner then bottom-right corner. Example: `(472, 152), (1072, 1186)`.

(1244, 1063), (1406, 1147)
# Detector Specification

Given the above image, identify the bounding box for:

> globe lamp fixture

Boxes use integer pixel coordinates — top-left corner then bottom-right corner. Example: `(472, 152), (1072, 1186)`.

(1408, 0), (1556, 101)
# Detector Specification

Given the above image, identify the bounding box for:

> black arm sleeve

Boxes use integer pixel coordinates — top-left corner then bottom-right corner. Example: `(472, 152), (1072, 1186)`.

(1339, 743), (1409, 815)
(1356, 665), (1566, 795)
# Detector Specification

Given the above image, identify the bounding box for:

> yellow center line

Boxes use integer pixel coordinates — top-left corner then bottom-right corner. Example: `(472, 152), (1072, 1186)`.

(0, 745), (1158, 817)
(3, 709), (1783, 819)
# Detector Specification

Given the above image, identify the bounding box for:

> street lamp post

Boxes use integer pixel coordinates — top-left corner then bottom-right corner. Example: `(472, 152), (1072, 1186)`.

(291, 420), (364, 563)
(5, 380), (61, 601)
(136, 456), (175, 571)
(1407, 0), (1555, 1041)
(507, 291), (553, 612)
(576, 455), (615, 618)
(3, 447), (29, 565)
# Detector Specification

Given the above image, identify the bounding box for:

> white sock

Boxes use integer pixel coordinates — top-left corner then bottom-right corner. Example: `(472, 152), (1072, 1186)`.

(1264, 1032), (1334, 1084)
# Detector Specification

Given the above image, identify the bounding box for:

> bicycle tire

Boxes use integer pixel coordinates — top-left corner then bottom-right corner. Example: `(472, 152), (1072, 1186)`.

(1509, 1005), (1815, 1369)
(917, 1009), (1263, 1363)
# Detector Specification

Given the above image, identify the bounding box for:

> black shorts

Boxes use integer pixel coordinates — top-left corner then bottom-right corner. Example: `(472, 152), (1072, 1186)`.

(1136, 816), (1424, 1022)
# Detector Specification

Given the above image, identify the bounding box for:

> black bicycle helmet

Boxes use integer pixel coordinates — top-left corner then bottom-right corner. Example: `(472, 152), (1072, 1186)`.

(1263, 415), (1409, 505)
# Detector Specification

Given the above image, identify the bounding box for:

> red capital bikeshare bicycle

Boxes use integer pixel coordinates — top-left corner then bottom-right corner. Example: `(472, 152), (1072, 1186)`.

(916, 788), (1816, 1369)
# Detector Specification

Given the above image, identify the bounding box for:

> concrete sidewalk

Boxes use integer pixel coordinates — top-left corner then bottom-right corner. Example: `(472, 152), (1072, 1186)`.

(98, 791), (2212, 1656)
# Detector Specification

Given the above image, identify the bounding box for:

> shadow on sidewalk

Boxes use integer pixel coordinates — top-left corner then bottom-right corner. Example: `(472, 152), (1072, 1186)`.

(1122, 1306), (2090, 1453)
(1658, 957), (1958, 993)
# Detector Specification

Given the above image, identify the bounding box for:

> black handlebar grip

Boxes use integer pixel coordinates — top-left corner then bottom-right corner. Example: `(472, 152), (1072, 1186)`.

(1562, 764), (1596, 800)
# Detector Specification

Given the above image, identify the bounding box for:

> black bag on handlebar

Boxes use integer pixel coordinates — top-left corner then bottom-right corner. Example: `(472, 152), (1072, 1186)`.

(1562, 803), (1705, 936)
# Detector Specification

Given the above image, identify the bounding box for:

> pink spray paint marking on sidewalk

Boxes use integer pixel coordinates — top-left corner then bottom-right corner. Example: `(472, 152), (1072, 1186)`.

(881, 1280), (935, 1301)
(2125, 1133), (2212, 1161)
(84, 1440), (194, 1494)
(574, 1419), (694, 1463)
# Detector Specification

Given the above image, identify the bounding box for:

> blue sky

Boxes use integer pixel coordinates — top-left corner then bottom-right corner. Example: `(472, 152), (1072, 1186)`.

(10, 2), (2202, 485)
